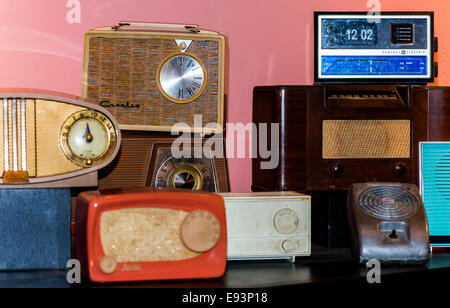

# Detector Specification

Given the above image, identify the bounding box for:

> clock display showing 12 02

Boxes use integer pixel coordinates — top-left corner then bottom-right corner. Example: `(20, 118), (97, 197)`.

(323, 20), (377, 47)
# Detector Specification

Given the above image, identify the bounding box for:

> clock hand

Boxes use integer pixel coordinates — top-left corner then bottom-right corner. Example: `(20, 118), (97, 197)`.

(84, 123), (94, 143)
(179, 56), (184, 99)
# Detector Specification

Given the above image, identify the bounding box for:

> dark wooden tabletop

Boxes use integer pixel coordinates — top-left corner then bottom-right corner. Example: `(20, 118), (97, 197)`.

(1, 246), (449, 289)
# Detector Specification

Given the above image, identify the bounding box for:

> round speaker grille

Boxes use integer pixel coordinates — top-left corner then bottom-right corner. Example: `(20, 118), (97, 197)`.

(358, 186), (419, 220)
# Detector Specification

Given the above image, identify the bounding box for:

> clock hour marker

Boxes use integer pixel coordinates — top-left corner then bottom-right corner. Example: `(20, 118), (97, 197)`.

(158, 53), (206, 103)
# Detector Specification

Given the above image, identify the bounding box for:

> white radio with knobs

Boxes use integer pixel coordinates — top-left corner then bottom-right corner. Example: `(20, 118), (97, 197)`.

(220, 192), (311, 262)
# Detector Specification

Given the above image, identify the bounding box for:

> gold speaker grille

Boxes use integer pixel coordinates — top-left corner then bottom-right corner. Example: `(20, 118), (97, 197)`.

(100, 208), (200, 262)
(0, 99), (85, 178)
(85, 36), (220, 131)
(322, 120), (411, 159)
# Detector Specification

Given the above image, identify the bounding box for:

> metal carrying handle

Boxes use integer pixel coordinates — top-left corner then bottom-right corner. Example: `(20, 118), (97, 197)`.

(113, 22), (200, 33)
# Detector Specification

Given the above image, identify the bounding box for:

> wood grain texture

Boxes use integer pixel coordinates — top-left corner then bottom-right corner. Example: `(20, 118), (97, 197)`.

(252, 85), (434, 191)
(429, 87), (450, 141)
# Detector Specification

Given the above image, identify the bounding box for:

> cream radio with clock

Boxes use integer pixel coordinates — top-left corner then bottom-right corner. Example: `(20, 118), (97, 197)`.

(82, 22), (226, 134)
(220, 192), (311, 262)
(0, 89), (121, 188)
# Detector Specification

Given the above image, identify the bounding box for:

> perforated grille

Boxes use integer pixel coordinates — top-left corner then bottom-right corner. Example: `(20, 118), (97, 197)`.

(420, 142), (450, 237)
(100, 208), (200, 262)
(323, 120), (411, 159)
(85, 36), (220, 130)
(358, 186), (419, 220)
(0, 99), (84, 179)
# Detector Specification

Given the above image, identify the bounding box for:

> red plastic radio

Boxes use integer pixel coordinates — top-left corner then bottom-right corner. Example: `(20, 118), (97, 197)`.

(75, 189), (227, 282)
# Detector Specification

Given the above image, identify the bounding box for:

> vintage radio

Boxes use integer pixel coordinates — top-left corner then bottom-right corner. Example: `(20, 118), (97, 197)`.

(75, 189), (227, 282)
(83, 22), (226, 134)
(252, 85), (450, 247)
(98, 131), (229, 192)
(0, 89), (120, 188)
(253, 11), (444, 192)
(315, 12), (437, 83)
(221, 192), (311, 262)
(253, 84), (431, 191)
(347, 183), (430, 264)
(419, 142), (450, 247)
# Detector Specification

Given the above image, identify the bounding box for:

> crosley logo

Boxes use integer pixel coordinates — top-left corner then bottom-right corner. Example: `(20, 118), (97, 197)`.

(100, 100), (140, 109)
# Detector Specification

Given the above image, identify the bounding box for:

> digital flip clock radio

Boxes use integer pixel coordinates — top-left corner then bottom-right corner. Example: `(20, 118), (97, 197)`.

(75, 189), (227, 282)
(0, 89), (121, 188)
(315, 12), (437, 83)
(221, 192), (311, 262)
(252, 12), (448, 193)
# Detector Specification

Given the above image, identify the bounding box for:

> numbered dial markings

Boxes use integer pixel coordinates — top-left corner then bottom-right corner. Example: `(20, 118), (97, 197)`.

(60, 110), (117, 167)
(155, 156), (215, 192)
(157, 53), (207, 103)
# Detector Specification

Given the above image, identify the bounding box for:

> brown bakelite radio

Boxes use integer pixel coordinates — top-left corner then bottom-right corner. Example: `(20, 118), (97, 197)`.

(252, 84), (450, 192)
(98, 131), (229, 193)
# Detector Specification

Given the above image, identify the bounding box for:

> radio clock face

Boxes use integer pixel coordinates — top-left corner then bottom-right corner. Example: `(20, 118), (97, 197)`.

(60, 110), (117, 167)
(152, 150), (217, 192)
(157, 53), (207, 103)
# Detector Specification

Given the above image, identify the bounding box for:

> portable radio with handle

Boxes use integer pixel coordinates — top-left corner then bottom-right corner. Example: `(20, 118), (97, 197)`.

(83, 22), (226, 134)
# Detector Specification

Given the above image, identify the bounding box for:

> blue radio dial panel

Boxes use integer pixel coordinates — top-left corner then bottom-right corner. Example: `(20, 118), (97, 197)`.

(322, 56), (427, 75)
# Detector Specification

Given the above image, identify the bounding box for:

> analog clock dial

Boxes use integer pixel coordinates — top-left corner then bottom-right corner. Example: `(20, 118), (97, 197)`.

(60, 110), (117, 167)
(157, 53), (206, 103)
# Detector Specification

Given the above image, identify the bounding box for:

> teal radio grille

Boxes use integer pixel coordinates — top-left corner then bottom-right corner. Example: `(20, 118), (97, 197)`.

(420, 142), (450, 246)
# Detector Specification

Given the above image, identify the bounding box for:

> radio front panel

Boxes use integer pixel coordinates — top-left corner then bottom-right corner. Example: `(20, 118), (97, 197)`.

(83, 23), (226, 134)
(0, 90), (121, 187)
(75, 189), (227, 282)
(315, 12), (435, 83)
(252, 85), (429, 192)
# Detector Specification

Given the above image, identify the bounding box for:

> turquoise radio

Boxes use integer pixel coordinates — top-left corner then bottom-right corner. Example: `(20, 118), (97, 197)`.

(420, 142), (450, 247)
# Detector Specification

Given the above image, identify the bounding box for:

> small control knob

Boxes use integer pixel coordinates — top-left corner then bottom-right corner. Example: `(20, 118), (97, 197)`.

(281, 240), (293, 253)
(393, 162), (407, 176)
(328, 37), (336, 46)
(181, 210), (221, 253)
(330, 163), (344, 176)
(274, 208), (299, 235)
(99, 256), (117, 275)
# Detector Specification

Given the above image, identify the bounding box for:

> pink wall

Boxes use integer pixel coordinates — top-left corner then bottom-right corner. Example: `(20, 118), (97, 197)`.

(0, 0), (448, 192)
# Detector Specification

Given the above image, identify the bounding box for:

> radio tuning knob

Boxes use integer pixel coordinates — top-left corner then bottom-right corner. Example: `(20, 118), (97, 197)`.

(281, 240), (293, 253)
(394, 162), (407, 176)
(328, 37), (336, 46)
(330, 163), (344, 176)
(181, 210), (221, 253)
(273, 208), (299, 235)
